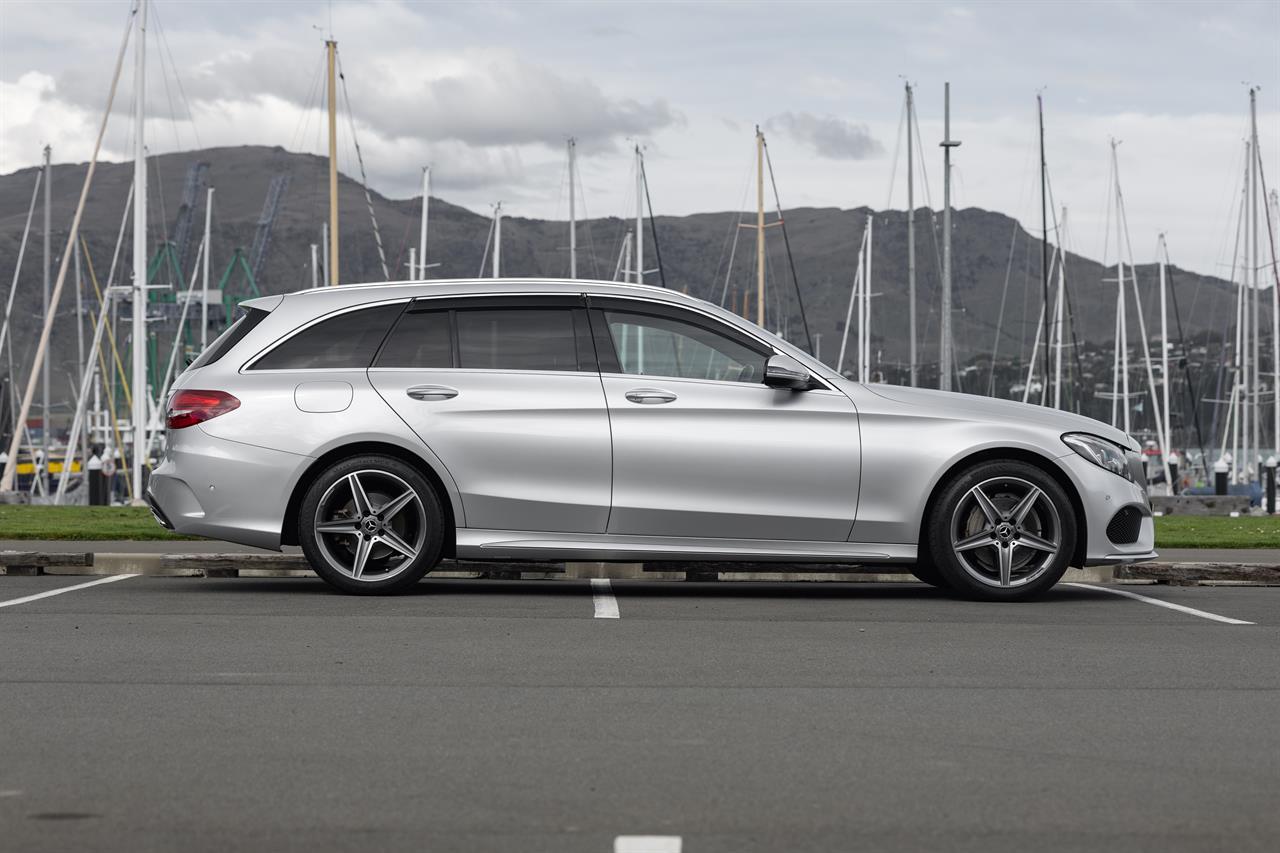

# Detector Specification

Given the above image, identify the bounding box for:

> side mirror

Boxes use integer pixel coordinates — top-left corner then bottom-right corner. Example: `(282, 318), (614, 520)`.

(763, 353), (812, 390)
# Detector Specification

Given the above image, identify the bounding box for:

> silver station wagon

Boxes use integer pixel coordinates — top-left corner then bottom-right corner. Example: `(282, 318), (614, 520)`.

(147, 279), (1155, 599)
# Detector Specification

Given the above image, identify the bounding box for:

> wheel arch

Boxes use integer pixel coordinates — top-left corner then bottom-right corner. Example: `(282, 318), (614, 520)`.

(281, 441), (459, 557)
(917, 447), (1088, 568)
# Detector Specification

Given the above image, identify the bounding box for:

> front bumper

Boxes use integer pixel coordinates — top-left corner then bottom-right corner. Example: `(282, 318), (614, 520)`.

(1090, 551), (1159, 565)
(1057, 452), (1157, 566)
(147, 426), (307, 550)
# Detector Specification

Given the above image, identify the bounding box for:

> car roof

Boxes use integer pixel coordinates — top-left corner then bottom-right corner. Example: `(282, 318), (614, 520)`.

(296, 277), (673, 300)
(249, 278), (709, 315)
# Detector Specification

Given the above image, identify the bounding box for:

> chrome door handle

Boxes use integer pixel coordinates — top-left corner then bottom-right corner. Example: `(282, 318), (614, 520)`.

(406, 385), (458, 401)
(625, 388), (677, 405)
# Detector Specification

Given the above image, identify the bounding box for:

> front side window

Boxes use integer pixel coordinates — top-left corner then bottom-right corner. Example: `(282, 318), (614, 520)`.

(456, 309), (580, 372)
(603, 310), (767, 383)
(251, 303), (403, 370)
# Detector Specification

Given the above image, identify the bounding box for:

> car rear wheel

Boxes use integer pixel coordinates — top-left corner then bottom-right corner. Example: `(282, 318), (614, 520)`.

(299, 455), (444, 595)
(926, 460), (1077, 601)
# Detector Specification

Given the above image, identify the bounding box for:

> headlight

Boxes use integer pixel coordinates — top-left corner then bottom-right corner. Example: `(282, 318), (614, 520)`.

(1062, 433), (1133, 481)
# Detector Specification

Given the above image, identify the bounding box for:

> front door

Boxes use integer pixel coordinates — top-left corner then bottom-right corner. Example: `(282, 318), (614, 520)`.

(591, 300), (861, 542)
(369, 296), (612, 533)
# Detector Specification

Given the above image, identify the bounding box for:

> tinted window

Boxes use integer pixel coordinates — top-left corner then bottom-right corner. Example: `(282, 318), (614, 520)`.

(457, 309), (579, 371)
(251, 303), (402, 370)
(191, 307), (269, 369)
(375, 309), (452, 368)
(604, 310), (767, 383)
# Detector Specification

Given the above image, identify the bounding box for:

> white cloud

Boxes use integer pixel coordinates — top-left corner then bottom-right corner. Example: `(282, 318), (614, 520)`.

(765, 112), (884, 161)
(1, 0), (1277, 279)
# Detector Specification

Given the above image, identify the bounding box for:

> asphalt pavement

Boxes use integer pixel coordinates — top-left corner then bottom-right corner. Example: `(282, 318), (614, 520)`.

(1, 574), (1278, 852)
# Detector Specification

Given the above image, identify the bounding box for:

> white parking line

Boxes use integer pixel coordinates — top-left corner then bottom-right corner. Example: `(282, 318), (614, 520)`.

(615, 836), (681, 853)
(1065, 582), (1254, 625)
(591, 578), (620, 619)
(0, 574), (138, 610)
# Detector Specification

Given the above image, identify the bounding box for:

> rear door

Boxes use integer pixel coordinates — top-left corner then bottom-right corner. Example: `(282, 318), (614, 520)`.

(368, 295), (613, 534)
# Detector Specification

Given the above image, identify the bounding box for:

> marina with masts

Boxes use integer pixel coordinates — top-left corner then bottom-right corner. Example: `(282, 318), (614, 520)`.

(1, 0), (1278, 508)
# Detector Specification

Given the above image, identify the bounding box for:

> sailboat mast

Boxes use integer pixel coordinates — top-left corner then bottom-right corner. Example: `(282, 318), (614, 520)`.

(130, 0), (148, 503)
(1249, 87), (1260, 473)
(940, 82), (960, 392)
(756, 127), (766, 327)
(202, 187), (211, 348)
(864, 215), (873, 382)
(1054, 208), (1068, 410)
(493, 203), (502, 278)
(1038, 94), (1051, 404)
(635, 146), (644, 285)
(321, 223), (329, 286)
(1159, 233), (1170, 455)
(1272, 187), (1279, 457)
(326, 38), (339, 286)
(1242, 140), (1253, 479)
(568, 139), (577, 279)
(1114, 143), (1131, 436)
(419, 166), (430, 278)
(41, 144), (51, 492)
(906, 83), (916, 387)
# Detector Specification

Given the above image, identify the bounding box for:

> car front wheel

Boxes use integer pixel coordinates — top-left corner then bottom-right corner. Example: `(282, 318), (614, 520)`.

(926, 460), (1077, 601)
(299, 455), (444, 595)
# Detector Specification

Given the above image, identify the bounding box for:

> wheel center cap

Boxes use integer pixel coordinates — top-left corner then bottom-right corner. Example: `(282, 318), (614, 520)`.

(361, 516), (380, 534)
(995, 523), (1015, 541)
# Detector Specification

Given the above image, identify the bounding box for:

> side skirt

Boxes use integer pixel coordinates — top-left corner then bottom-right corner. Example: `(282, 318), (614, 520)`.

(454, 529), (917, 564)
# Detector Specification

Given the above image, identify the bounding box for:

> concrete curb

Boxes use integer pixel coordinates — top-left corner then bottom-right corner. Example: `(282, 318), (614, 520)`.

(3, 549), (1276, 585)
(1117, 562), (1280, 585)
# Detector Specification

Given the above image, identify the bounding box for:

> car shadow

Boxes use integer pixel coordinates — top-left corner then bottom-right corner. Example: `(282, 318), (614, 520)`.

(167, 574), (1107, 604)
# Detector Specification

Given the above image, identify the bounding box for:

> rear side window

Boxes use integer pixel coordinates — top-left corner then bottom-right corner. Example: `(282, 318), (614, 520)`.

(190, 307), (269, 369)
(251, 303), (403, 371)
(375, 309), (452, 368)
(456, 309), (580, 371)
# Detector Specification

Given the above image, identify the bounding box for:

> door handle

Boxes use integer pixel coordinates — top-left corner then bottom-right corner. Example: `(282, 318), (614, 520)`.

(625, 388), (677, 405)
(406, 385), (459, 401)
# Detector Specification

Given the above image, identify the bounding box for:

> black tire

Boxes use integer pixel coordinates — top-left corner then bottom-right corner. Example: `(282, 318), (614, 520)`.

(908, 557), (951, 589)
(298, 454), (444, 595)
(925, 460), (1077, 602)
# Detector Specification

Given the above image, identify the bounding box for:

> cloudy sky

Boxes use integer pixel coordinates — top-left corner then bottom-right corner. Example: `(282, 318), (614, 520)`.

(2, 0), (1277, 277)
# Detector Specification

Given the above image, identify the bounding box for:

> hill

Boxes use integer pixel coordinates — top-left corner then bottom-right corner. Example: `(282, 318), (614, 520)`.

(0, 145), (1239, 428)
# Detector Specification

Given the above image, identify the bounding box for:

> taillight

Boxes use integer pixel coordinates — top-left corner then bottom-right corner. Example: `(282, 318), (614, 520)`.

(166, 389), (240, 430)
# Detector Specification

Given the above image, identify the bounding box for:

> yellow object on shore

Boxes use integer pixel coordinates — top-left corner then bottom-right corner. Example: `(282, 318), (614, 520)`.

(14, 461), (82, 475)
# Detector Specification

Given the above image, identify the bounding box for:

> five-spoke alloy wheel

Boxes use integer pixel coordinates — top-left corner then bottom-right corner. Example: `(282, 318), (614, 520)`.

(299, 455), (444, 594)
(927, 460), (1077, 601)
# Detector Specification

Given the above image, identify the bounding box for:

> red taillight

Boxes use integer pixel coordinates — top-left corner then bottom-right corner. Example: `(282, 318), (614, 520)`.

(166, 389), (240, 430)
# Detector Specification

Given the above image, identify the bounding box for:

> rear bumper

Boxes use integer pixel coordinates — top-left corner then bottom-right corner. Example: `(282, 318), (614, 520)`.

(142, 490), (174, 530)
(147, 426), (307, 550)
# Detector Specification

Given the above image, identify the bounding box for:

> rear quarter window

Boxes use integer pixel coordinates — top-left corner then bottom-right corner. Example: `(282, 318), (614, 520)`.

(250, 303), (404, 371)
(190, 307), (269, 369)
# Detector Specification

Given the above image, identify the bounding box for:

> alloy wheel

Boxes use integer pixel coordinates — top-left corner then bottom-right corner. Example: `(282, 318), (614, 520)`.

(949, 475), (1062, 589)
(313, 469), (427, 582)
